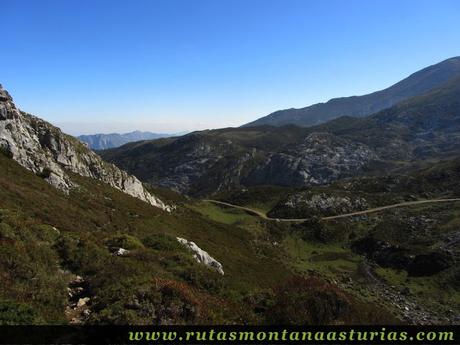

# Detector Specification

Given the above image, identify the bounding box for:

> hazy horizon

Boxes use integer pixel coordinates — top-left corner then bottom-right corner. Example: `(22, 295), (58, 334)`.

(2, 0), (460, 135)
(57, 121), (198, 137)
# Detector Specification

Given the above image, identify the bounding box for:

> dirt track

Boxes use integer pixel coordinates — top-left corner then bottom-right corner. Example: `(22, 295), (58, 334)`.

(204, 198), (460, 222)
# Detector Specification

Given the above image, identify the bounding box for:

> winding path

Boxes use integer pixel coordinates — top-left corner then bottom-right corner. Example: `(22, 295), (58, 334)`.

(203, 198), (460, 222)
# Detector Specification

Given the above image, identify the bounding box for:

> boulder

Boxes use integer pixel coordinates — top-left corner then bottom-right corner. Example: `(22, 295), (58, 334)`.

(115, 247), (129, 256)
(77, 297), (90, 308)
(176, 237), (224, 275)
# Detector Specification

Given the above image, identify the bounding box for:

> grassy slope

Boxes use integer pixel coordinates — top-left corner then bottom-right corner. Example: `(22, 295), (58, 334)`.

(208, 164), (460, 324)
(0, 152), (398, 325)
(204, 200), (460, 323)
(0, 152), (288, 323)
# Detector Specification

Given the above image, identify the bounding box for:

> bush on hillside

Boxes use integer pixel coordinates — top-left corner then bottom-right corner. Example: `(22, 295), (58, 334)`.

(105, 234), (144, 251)
(0, 300), (43, 325)
(267, 276), (352, 324)
(143, 233), (183, 252)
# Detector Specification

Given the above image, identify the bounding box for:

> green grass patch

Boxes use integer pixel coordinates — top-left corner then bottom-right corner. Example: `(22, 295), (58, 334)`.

(188, 201), (254, 225)
(282, 235), (361, 278)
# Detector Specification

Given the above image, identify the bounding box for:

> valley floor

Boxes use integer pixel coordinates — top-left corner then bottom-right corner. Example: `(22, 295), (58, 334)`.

(205, 198), (460, 221)
(1, 150), (460, 325)
(192, 195), (460, 325)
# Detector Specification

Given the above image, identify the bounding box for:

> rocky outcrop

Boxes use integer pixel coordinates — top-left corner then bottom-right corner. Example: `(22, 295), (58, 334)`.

(0, 84), (171, 211)
(352, 236), (454, 276)
(176, 237), (224, 275)
(66, 275), (91, 324)
(244, 133), (376, 187)
(103, 74), (460, 195)
(269, 191), (368, 218)
(115, 248), (130, 256)
(102, 129), (378, 196)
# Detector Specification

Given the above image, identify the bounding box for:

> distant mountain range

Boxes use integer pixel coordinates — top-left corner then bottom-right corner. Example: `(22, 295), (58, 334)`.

(244, 57), (460, 127)
(78, 131), (180, 150)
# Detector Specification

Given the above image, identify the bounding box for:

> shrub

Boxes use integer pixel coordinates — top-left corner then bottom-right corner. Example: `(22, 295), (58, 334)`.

(105, 234), (144, 250)
(0, 222), (15, 240)
(32, 224), (60, 244)
(243, 289), (276, 315)
(0, 300), (43, 325)
(57, 235), (109, 274)
(90, 279), (206, 325)
(151, 278), (204, 324)
(179, 266), (225, 294)
(143, 233), (183, 252)
(37, 167), (52, 179)
(160, 252), (196, 273)
(267, 276), (352, 325)
(0, 146), (13, 159)
(447, 267), (460, 290)
(292, 217), (325, 242)
(266, 276), (397, 325)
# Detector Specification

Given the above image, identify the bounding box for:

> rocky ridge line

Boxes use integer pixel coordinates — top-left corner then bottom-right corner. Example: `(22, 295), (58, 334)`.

(0, 84), (171, 211)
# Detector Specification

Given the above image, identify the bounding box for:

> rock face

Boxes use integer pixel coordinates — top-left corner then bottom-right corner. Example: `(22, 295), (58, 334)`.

(0, 84), (170, 211)
(102, 128), (378, 196)
(244, 133), (376, 187)
(352, 237), (454, 276)
(269, 191), (368, 218)
(102, 71), (460, 196)
(176, 237), (224, 275)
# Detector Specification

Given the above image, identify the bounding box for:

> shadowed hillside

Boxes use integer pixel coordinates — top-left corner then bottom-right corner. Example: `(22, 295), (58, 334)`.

(102, 75), (460, 196)
(244, 57), (460, 127)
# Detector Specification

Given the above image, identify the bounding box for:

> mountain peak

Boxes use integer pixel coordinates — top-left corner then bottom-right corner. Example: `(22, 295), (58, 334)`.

(244, 57), (460, 127)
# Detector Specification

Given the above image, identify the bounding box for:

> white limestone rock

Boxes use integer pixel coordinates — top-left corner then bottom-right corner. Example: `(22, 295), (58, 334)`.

(115, 247), (129, 256)
(176, 237), (224, 275)
(285, 192), (368, 214)
(0, 84), (171, 211)
(77, 297), (90, 308)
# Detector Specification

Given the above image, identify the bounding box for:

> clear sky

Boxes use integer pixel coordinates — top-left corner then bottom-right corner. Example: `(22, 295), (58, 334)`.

(1, 0), (460, 135)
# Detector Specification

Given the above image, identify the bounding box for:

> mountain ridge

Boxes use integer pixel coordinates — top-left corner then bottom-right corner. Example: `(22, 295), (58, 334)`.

(102, 73), (460, 196)
(2, 69), (460, 325)
(244, 56), (460, 127)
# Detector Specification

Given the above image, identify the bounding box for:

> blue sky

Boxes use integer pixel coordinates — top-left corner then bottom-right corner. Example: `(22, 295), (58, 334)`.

(1, 0), (460, 135)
